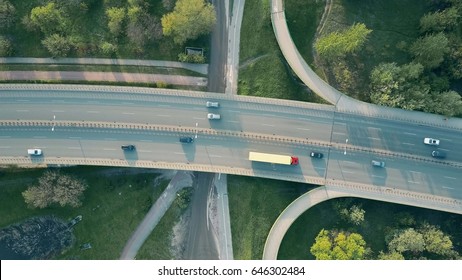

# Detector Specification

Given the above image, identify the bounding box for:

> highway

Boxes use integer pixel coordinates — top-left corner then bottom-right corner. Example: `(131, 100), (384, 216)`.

(1, 85), (461, 204)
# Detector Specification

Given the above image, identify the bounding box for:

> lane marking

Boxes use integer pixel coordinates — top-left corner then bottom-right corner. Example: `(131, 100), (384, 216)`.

(103, 148), (117, 151)
(442, 186), (454, 190)
(157, 114), (171, 117)
(68, 147), (81, 150)
(410, 170), (421, 174)
(122, 112), (135, 115)
(209, 155), (222, 158)
(371, 175), (384, 178)
(68, 137), (81, 139)
(262, 124), (274, 127)
(438, 148), (450, 151)
(140, 140), (152, 142)
(226, 120), (239, 123)
(16, 109), (29, 112)
(52, 110), (65, 113)
(333, 132), (346, 135)
(342, 170), (355, 174)
(444, 176), (457, 180)
(138, 150), (152, 153)
(16, 99), (30, 102)
(33, 136), (46, 139)
(440, 138), (452, 142)
(402, 142), (414, 146)
(0, 136), (11, 138)
(407, 180), (420, 184)
(122, 102), (134, 105)
(296, 128), (310, 131)
(87, 111), (100, 113)
(158, 104), (171, 107)
(368, 137), (380, 140)
(368, 127), (380, 130)
(404, 132), (417, 136)
(229, 110), (241, 113)
(174, 152), (185, 155)
(0, 146), (11, 148)
(104, 138), (116, 141)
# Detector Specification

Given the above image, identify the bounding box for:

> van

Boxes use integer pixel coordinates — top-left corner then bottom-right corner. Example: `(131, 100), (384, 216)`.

(180, 136), (194, 143)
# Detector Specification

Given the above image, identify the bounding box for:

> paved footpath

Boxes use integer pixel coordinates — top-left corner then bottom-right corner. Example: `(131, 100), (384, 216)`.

(0, 71), (207, 87)
(0, 57), (208, 75)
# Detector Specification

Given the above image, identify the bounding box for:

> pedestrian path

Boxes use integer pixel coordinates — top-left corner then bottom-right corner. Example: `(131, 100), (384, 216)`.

(0, 71), (207, 87)
(0, 57), (208, 75)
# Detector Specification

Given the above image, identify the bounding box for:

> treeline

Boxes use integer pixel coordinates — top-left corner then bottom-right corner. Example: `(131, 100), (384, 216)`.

(315, 0), (462, 117)
(0, 0), (215, 60)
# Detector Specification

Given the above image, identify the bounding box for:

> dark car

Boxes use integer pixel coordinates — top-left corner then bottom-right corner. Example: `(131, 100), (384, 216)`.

(179, 136), (194, 143)
(310, 151), (323, 159)
(121, 144), (136, 151)
(431, 150), (446, 159)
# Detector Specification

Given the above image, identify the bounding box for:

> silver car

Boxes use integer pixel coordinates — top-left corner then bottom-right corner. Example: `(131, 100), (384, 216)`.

(207, 113), (221, 120)
(371, 160), (385, 167)
(206, 101), (220, 108)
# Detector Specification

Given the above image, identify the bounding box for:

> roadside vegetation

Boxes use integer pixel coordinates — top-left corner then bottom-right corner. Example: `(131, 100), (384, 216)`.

(238, 0), (323, 102)
(0, 166), (170, 259)
(227, 175), (313, 259)
(294, 0), (462, 117)
(278, 197), (462, 260)
(0, 0), (212, 61)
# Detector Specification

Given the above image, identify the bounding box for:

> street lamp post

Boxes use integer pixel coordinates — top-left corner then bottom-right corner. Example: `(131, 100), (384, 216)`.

(344, 138), (348, 155)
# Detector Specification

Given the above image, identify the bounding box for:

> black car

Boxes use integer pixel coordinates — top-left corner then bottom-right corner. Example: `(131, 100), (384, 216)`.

(310, 151), (323, 159)
(179, 136), (194, 143)
(431, 150), (446, 159)
(121, 144), (136, 151)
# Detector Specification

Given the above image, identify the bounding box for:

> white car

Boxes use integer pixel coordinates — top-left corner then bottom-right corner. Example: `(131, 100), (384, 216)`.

(424, 138), (440, 146)
(206, 101), (219, 108)
(27, 148), (42, 156)
(207, 113), (221, 120)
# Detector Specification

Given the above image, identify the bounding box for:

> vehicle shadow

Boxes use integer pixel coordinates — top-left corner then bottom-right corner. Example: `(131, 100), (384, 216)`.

(123, 150), (139, 166)
(180, 135), (196, 163)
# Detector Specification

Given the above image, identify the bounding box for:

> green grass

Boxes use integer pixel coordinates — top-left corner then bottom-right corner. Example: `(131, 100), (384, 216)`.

(0, 166), (170, 259)
(238, 0), (319, 102)
(227, 175), (313, 260)
(278, 197), (462, 260)
(136, 187), (193, 260)
(0, 64), (205, 77)
(285, 0), (325, 66)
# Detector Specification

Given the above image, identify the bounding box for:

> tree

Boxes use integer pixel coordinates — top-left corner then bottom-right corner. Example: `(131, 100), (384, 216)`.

(22, 170), (87, 208)
(421, 223), (456, 257)
(100, 41), (117, 55)
(161, 0), (216, 45)
(410, 32), (449, 69)
(42, 34), (72, 57)
(29, 2), (68, 35)
(370, 62), (430, 110)
(0, 0), (15, 30)
(106, 7), (126, 36)
(378, 251), (405, 260)
(315, 23), (372, 60)
(420, 7), (460, 33)
(388, 228), (425, 254)
(310, 229), (367, 260)
(428, 90), (462, 117)
(0, 35), (12, 56)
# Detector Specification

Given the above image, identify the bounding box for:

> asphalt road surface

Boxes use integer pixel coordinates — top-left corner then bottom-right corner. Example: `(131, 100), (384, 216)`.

(1, 87), (461, 201)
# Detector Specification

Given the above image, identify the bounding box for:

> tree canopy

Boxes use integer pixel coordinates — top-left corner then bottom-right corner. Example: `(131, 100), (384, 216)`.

(310, 229), (367, 260)
(22, 170), (88, 208)
(315, 23), (372, 60)
(161, 0), (216, 45)
(410, 32), (449, 69)
(29, 2), (69, 35)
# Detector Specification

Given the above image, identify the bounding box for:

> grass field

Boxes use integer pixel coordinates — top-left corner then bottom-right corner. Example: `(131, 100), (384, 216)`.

(237, 0), (317, 102)
(285, 0), (325, 66)
(0, 166), (170, 259)
(227, 175), (313, 260)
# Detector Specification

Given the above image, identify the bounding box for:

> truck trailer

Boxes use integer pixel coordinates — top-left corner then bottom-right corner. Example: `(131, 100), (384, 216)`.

(248, 152), (299, 165)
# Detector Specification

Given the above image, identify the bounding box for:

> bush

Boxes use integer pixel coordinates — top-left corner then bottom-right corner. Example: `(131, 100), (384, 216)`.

(178, 52), (206, 63)
(0, 35), (12, 56)
(42, 34), (72, 57)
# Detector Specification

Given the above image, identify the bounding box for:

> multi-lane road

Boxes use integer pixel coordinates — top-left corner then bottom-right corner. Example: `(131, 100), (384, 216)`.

(0, 85), (461, 204)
